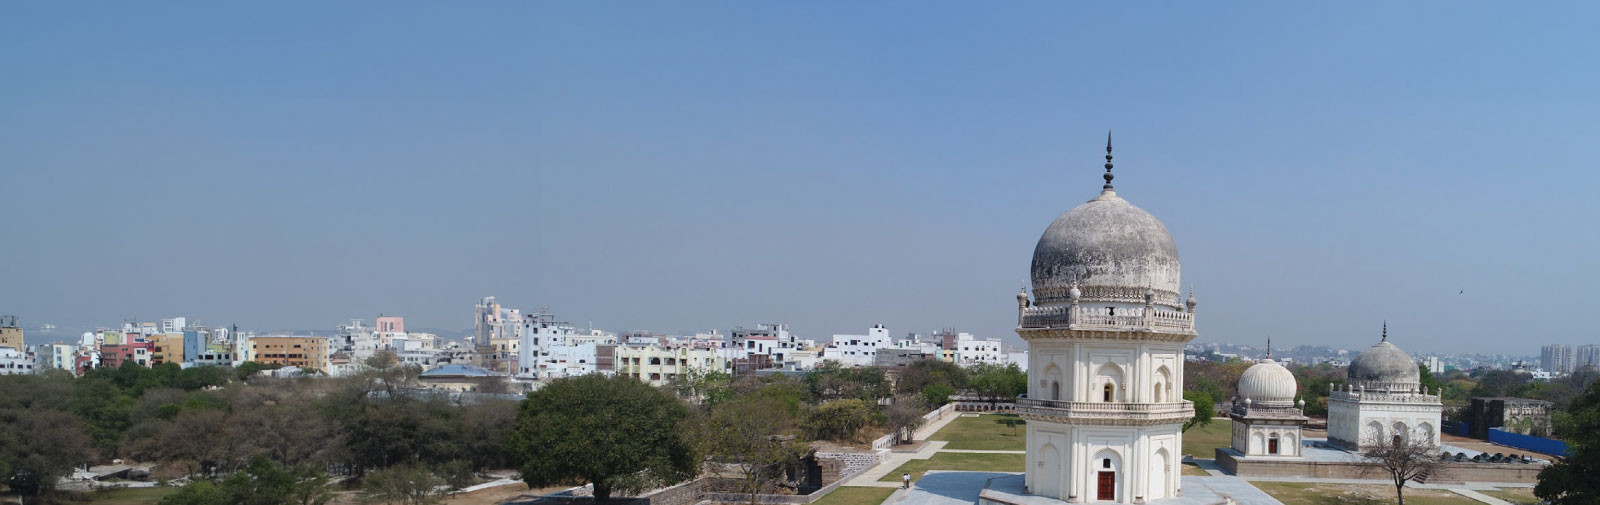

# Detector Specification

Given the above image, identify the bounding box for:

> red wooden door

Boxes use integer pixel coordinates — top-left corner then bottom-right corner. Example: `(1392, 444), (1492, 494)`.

(1268, 438), (1279, 454)
(1097, 471), (1115, 501)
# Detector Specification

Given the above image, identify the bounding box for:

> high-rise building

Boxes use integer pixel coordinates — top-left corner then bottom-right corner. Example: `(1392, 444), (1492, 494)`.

(1576, 345), (1600, 372)
(1541, 344), (1574, 375)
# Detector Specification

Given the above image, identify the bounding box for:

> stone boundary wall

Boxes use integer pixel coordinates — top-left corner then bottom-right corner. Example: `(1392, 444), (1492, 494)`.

(1214, 448), (1545, 484)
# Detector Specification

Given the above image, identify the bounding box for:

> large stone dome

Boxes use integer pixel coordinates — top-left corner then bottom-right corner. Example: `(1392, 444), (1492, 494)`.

(1348, 341), (1420, 387)
(1031, 191), (1181, 305)
(1238, 359), (1298, 404)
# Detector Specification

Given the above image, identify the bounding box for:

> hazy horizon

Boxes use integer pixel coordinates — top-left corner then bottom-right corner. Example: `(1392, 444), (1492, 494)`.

(4, 3), (1598, 355)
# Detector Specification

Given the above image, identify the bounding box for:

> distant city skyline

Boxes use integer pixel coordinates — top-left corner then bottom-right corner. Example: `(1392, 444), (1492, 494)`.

(5, 3), (1598, 354)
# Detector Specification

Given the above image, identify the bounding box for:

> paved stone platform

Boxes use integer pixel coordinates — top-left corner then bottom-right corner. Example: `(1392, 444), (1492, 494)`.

(969, 473), (1285, 505)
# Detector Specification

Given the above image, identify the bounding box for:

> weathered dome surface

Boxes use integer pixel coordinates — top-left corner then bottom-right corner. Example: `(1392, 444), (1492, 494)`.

(1238, 359), (1298, 403)
(1348, 341), (1420, 385)
(1031, 192), (1181, 305)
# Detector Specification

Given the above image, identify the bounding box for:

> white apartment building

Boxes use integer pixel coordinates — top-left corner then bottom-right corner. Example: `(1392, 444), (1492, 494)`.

(0, 346), (34, 375)
(517, 312), (606, 379)
(614, 345), (729, 386)
(823, 324), (892, 367)
(161, 317), (188, 334)
(34, 343), (76, 372)
(954, 333), (1005, 366)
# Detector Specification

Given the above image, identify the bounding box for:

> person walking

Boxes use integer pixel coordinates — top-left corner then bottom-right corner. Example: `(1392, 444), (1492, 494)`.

(902, 473), (911, 489)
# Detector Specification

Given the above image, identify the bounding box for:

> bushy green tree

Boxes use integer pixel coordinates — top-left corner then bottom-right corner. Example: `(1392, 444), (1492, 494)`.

(1536, 379), (1600, 504)
(920, 383), (955, 407)
(0, 408), (94, 496)
(707, 395), (808, 501)
(1182, 390), (1213, 432)
(967, 363), (1026, 409)
(160, 456), (332, 505)
(802, 399), (877, 443)
(803, 363), (891, 402)
(504, 375), (699, 502)
(362, 463), (447, 505)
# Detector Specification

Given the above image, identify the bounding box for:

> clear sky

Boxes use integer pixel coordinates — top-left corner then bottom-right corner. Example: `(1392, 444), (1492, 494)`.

(3, 2), (1597, 354)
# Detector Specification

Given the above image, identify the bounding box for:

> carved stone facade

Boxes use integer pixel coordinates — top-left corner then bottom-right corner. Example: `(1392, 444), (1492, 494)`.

(1327, 334), (1443, 450)
(1016, 143), (1197, 504)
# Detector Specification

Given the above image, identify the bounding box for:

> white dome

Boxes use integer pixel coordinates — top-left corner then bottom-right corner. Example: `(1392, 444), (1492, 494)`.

(1238, 359), (1298, 404)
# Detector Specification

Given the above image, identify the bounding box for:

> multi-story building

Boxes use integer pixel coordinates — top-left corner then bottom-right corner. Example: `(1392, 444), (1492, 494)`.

(614, 345), (729, 386)
(1541, 344), (1574, 375)
(1576, 345), (1600, 372)
(516, 311), (610, 379)
(0, 316), (23, 351)
(147, 332), (184, 365)
(953, 332), (1005, 366)
(160, 317), (188, 334)
(249, 336), (330, 370)
(0, 346), (33, 375)
(823, 324), (892, 367)
(33, 343), (76, 372)
(100, 339), (154, 368)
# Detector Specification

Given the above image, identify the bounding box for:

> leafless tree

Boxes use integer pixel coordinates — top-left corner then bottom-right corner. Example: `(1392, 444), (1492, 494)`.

(1359, 434), (1445, 505)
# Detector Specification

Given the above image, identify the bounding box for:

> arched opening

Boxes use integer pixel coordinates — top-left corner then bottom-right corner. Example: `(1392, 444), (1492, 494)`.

(1268, 433), (1280, 454)
(1051, 381), (1062, 401)
(1036, 443), (1061, 498)
(1250, 432), (1265, 455)
(1154, 366), (1173, 403)
(1392, 421), (1410, 445)
(1092, 450), (1121, 502)
(1365, 421), (1384, 445)
(1150, 448), (1171, 500)
(1282, 433), (1298, 455)
(1417, 422), (1435, 445)
(1095, 363), (1124, 403)
(1044, 364), (1064, 401)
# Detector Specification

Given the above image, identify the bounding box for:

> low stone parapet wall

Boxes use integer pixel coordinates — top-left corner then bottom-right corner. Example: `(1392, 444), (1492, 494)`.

(1214, 448), (1545, 484)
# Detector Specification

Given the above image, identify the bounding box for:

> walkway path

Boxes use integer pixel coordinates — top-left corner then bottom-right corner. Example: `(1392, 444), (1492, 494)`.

(841, 407), (966, 488)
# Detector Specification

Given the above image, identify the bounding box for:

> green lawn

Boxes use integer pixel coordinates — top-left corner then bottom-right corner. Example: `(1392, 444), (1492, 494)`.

(1181, 418), (1232, 457)
(1180, 462), (1209, 476)
(810, 486), (896, 505)
(927, 414), (1026, 451)
(1481, 487), (1539, 505)
(1253, 482), (1481, 505)
(877, 452), (1025, 483)
(72, 486), (182, 505)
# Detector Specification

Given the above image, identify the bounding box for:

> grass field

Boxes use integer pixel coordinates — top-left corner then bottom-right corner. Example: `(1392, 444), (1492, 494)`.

(877, 452), (1025, 483)
(1181, 418), (1232, 457)
(1480, 487), (1539, 505)
(1252, 482), (1480, 505)
(809, 486), (896, 505)
(927, 413), (1026, 451)
(71, 486), (182, 505)
(1180, 462), (1209, 476)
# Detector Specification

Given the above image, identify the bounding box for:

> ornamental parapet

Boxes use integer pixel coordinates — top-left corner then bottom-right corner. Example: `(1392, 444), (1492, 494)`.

(1329, 391), (1442, 404)
(1016, 397), (1194, 426)
(1019, 305), (1195, 334)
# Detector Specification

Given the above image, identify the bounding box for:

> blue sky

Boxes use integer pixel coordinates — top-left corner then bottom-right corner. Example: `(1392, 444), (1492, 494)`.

(3, 3), (1596, 354)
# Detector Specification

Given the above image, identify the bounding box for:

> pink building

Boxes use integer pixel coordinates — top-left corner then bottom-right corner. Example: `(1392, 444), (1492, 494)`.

(376, 316), (404, 333)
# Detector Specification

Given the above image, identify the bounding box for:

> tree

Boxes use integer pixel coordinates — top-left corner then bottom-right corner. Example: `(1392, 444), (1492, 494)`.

(161, 456), (333, 505)
(802, 363), (890, 402)
(706, 395), (809, 502)
(1536, 378), (1600, 504)
(967, 364), (1026, 409)
(802, 399), (876, 443)
(504, 375), (699, 502)
(894, 360), (967, 397)
(999, 417), (1023, 436)
(884, 398), (927, 445)
(0, 408), (94, 497)
(362, 463), (448, 505)
(1359, 435), (1444, 505)
(920, 383), (954, 407)
(1181, 390), (1214, 432)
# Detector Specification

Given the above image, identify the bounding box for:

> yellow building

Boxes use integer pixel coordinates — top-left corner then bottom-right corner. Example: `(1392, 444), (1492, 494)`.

(249, 336), (330, 370)
(147, 332), (184, 365)
(0, 317), (22, 350)
(614, 346), (729, 386)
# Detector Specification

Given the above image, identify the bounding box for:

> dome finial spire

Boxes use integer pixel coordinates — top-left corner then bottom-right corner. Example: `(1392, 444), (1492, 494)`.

(1267, 336), (1272, 360)
(1102, 130), (1115, 192)
(1381, 321), (1388, 342)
